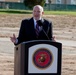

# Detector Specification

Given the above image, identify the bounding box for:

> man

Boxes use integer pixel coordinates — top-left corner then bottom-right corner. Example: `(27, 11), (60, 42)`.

(10, 5), (55, 45)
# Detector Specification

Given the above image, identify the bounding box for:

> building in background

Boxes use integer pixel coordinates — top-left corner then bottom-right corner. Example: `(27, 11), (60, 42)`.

(0, 0), (23, 2)
(0, 0), (76, 5)
(70, 0), (76, 4)
(5, 0), (20, 2)
(0, 0), (5, 1)
(0, 0), (76, 4)
(46, 0), (76, 5)
(61, 0), (76, 5)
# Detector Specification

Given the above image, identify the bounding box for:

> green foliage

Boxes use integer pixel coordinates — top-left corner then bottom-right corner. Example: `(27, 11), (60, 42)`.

(24, 0), (45, 9)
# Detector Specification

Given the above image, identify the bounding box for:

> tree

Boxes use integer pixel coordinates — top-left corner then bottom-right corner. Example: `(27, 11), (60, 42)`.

(24, 0), (45, 9)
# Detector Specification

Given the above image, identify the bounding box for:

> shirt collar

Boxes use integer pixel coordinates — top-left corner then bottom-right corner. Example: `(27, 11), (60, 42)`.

(33, 18), (42, 28)
(33, 17), (42, 23)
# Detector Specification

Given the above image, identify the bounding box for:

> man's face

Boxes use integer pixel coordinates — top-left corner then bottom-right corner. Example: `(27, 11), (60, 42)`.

(33, 6), (43, 20)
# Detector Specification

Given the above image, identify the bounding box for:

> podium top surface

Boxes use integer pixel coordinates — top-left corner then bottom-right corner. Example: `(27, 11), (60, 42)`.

(14, 40), (62, 48)
(22, 40), (62, 44)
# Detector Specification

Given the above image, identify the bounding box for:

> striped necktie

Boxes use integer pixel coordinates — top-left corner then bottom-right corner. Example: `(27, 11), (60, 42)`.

(36, 22), (39, 37)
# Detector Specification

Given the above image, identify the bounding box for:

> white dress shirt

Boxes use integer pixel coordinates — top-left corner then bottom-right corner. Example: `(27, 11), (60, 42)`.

(33, 18), (42, 31)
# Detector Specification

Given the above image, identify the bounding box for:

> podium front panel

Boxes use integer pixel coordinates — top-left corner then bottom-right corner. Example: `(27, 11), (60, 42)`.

(28, 44), (58, 73)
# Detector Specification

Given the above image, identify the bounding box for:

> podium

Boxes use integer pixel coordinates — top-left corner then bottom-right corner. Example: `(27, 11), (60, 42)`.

(14, 40), (62, 75)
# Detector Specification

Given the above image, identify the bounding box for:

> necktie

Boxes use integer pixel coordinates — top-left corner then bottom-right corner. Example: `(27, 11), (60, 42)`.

(36, 22), (39, 37)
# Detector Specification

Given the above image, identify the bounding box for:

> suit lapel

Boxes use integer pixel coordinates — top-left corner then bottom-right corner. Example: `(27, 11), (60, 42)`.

(29, 18), (37, 38)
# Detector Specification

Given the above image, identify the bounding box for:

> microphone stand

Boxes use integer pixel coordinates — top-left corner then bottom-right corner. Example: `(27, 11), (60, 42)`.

(41, 26), (50, 40)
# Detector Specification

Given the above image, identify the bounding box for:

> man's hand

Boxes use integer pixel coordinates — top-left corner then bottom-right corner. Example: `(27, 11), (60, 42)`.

(10, 34), (17, 44)
(52, 36), (56, 42)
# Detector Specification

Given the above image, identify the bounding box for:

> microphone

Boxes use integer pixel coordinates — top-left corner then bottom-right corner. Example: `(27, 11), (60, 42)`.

(37, 20), (43, 26)
(37, 20), (50, 40)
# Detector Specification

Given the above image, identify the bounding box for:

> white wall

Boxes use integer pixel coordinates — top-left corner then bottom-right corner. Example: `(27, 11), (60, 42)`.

(71, 0), (76, 4)
(46, 0), (49, 3)
(56, 0), (61, 4)
(0, 0), (5, 1)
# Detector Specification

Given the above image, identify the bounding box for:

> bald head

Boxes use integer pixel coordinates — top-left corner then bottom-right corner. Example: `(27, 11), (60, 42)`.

(33, 5), (44, 12)
(33, 5), (44, 20)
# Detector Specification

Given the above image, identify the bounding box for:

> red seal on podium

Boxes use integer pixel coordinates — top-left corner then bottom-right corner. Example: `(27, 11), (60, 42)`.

(32, 48), (53, 69)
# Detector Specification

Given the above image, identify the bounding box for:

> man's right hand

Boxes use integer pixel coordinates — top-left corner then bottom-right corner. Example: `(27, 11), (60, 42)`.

(10, 34), (17, 44)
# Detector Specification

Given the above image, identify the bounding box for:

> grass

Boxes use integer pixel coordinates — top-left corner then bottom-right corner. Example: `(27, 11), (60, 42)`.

(44, 11), (76, 16)
(0, 9), (32, 14)
(0, 9), (76, 16)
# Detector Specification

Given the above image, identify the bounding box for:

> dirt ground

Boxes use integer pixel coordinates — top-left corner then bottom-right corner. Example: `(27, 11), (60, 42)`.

(0, 14), (76, 75)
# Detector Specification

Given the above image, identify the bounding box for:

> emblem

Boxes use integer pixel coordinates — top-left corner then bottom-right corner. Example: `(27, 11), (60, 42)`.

(32, 48), (53, 69)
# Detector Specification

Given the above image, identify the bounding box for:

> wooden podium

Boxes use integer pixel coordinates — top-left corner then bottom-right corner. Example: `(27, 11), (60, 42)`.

(14, 40), (62, 75)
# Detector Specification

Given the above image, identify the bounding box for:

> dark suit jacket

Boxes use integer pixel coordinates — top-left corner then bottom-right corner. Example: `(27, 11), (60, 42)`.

(16, 17), (53, 45)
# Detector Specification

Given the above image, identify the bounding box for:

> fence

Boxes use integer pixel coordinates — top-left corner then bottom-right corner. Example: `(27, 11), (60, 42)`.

(45, 4), (76, 11)
(0, 2), (26, 9)
(0, 2), (76, 11)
